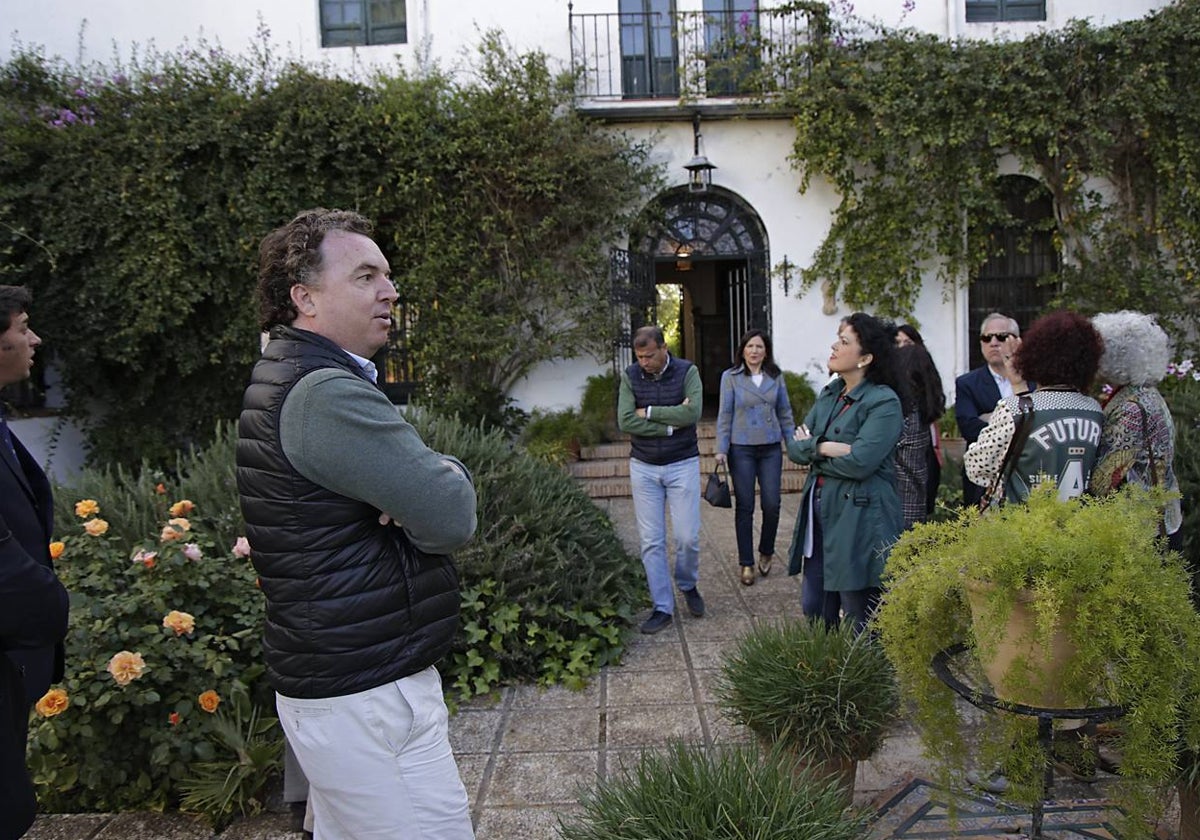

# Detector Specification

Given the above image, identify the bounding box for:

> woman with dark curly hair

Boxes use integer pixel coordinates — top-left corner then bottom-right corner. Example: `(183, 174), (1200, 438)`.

(786, 313), (904, 632)
(965, 310), (1104, 506)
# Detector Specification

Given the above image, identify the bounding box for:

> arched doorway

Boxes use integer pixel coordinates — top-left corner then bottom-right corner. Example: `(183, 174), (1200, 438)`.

(967, 175), (1060, 368)
(611, 185), (770, 407)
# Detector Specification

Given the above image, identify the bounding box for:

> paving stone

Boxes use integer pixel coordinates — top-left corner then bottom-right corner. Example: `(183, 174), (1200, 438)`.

(449, 706), (506, 754)
(484, 752), (599, 807)
(605, 704), (704, 747)
(475, 804), (582, 840)
(509, 681), (600, 709)
(604, 667), (695, 706)
(499, 707), (600, 752)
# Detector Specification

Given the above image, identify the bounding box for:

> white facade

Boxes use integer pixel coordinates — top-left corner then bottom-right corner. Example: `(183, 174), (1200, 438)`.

(2, 0), (1171, 425)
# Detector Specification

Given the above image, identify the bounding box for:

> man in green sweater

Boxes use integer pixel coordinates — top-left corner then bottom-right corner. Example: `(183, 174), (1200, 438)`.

(237, 208), (477, 839)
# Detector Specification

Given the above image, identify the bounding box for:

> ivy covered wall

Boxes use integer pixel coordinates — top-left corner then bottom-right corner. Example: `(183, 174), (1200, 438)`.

(773, 0), (1200, 347)
(0, 35), (660, 466)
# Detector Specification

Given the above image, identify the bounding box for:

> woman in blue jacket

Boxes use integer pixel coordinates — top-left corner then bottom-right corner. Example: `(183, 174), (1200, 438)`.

(787, 313), (904, 632)
(715, 330), (795, 586)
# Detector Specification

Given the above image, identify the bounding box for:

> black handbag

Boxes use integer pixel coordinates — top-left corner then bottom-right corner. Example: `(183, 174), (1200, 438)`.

(704, 463), (732, 508)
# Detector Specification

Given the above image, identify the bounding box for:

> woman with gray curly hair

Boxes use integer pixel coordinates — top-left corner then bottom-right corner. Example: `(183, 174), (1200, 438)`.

(1089, 310), (1182, 550)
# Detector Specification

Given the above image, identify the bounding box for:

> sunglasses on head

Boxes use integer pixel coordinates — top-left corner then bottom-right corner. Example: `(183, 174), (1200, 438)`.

(980, 332), (1011, 343)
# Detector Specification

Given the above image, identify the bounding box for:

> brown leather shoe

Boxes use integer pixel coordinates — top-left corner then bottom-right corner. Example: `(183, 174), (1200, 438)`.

(757, 553), (773, 576)
(740, 565), (755, 586)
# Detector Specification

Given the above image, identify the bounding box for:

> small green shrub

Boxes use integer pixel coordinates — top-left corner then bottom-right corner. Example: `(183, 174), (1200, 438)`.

(558, 741), (869, 840)
(938, 406), (959, 438)
(413, 410), (643, 700)
(716, 619), (897, 762)
(27, 494), (268, 813)
(520, 408), (587, 464)
(578, 370), (618, 442)
(178, 683), (283, 830)
(51, 422), (245, 551)
(1163, 368), (1200, 602)
(783, 370), (817, 421)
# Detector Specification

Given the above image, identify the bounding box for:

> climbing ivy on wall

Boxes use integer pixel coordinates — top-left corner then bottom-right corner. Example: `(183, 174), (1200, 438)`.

(0, 34), (660, 466)
(770, 0), (1200, 344)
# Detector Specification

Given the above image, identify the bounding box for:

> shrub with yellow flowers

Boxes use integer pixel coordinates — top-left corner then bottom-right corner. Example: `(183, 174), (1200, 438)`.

(26, 495), (271, 815)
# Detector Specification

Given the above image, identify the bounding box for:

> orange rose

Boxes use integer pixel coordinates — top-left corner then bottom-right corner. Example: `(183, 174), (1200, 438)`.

(74, 499), (100, 518)
(169, 499), (195, 517)
(162, 610), (195, 636)
(155, 483), (167, 495)
(169, 517), (192, 531)
(131, 549), (157, 568)
(106, 651), (147, 686)
(168, 712), (181, 726)
(198, 690), (221, 713)
(83, 518), (109, 536)
(35, 688), (69, 718)
(48, 541), (65, 559)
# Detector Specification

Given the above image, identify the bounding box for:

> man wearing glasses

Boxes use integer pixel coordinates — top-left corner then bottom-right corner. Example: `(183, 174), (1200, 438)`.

(955, 313), (1031, 507)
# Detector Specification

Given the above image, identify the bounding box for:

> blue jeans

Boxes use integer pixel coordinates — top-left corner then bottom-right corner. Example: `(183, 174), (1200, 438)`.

(800, 490), (878, 634)
(728, 443), (783, 567)
(629, 456), (701, 614)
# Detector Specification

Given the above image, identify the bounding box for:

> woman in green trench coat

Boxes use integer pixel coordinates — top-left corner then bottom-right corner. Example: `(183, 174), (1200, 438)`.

(786, 313), (904, 632)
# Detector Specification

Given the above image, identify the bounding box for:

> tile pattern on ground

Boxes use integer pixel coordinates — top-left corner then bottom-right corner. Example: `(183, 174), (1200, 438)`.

(868, 776), (1128, 839)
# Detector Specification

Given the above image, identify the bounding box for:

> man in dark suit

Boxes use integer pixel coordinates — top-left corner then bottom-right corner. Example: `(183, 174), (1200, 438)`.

(0, 286), (69, 840)
(954, 312), (1030, 507)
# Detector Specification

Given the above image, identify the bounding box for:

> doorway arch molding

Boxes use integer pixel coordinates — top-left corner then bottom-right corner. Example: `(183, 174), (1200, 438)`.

(635, 184), (769, 259)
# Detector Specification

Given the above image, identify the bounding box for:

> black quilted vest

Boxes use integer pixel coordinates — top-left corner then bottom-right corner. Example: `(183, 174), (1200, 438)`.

(236, 326), (459, 699)
(625, 356), (700, 465)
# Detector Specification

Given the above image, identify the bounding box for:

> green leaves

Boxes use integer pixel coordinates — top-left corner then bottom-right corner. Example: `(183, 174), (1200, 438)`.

(0, 33), (658, 463)
(774, 2), (1200, 341)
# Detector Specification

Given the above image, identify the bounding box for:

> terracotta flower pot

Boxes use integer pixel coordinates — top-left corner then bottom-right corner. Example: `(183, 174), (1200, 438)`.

(964, 581), (1080, 708)
(1179, 780), (1200, 840)
(790, 751), (858, 807)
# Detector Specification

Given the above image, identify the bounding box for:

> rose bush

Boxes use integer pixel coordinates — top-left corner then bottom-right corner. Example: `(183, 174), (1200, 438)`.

(27, 496), (271, 813)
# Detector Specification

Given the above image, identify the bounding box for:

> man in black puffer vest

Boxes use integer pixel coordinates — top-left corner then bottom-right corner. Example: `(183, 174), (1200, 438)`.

(237, 209), (477, 839)
(617, 325), (705, 635)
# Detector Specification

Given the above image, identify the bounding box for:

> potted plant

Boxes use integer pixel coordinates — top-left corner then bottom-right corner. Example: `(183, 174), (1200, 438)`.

(875, 484), (1200, 830)
(714, 618), (899, 803)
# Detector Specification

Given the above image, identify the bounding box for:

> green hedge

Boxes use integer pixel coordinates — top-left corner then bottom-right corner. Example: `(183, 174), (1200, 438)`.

(32, 413), (641, 812)
(0, 35), (659, 465)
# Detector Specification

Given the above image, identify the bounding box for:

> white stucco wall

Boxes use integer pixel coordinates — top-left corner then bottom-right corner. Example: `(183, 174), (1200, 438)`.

(0, 0), (1172, 423)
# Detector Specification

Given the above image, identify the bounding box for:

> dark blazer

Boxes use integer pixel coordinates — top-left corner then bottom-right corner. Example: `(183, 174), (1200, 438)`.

(0, 426), (69, 840)
(954, 366), (1002, 507)
(954, 365), (1002, 445)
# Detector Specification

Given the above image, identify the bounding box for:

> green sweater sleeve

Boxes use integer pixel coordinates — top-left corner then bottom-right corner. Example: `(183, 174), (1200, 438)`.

(280, 369), (477, 555)
(617, 365), (703, 437)
(647, 366), (703, 427)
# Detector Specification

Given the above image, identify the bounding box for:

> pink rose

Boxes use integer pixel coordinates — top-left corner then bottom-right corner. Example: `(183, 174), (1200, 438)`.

(232, 537), (251, 558)
(182, 543), (203, 561)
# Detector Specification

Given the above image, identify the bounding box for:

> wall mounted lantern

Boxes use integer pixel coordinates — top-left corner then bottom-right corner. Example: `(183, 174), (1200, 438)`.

(683, 113), (716, 193)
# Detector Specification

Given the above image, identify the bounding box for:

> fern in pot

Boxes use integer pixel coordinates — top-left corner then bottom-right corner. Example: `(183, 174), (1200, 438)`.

(876, 484), (1200, 833)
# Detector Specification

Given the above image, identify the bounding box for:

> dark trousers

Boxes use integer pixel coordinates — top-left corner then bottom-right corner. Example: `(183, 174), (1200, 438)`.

(728, 443), (783, 567)
(0, 658), (35, 840)
(799, 491), (878, 634)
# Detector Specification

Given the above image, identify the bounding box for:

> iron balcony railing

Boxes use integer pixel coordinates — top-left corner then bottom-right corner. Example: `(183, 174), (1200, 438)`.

(569, 6), (815, 102)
